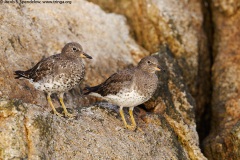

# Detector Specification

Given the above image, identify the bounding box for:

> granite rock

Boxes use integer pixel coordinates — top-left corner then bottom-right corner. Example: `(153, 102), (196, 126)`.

(203, 1), (240, 159)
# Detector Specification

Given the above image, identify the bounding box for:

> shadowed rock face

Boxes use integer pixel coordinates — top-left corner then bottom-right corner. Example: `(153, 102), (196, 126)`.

(203, 1), (240, 159)
(147, 47), (206, 160)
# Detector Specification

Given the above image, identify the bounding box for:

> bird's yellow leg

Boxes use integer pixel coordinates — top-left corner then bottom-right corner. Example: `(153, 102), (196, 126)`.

(119, 106), (128, 128)
(47, 93), (62, 117)
(59, 93), (75, 118)
(128, 107), (137, 130)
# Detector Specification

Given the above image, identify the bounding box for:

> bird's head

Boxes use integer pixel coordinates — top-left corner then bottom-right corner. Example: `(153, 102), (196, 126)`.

(137, 56), (161, 73)
(61, 42), (92, 59)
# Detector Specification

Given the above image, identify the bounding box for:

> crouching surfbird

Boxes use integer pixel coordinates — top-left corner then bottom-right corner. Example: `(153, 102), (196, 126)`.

(15, 42), (92, 117)
(84, 56), (160, 130)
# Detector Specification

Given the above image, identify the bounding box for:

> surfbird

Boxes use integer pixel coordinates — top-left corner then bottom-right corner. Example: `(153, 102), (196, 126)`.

(15, 42), (92, 117)
(84, 56), (160, 130)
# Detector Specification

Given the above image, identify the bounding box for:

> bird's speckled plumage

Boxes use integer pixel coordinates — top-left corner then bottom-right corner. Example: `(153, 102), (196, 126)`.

(84, 56), (160, 129)
(15, 42), (92, 117)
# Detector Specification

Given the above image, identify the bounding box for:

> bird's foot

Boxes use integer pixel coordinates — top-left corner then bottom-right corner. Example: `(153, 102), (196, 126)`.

(126, 125), (137, 131)
(53, 111), (63, 117)
(63, 111), (76, 118)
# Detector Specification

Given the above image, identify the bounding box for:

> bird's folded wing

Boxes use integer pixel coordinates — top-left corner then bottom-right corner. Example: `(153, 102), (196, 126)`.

(27, 54), (60, 82)
(94, 69), (134, 96)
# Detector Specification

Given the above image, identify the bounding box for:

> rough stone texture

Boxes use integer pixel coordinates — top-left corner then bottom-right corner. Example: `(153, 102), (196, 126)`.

(203, 1), (240, 160)
(150, 47), (206, 160)
(0, 98), (194, 160)
(0, 50), (206, 160)
(88, 0), (211, 126)
(211, 0), (240, 16)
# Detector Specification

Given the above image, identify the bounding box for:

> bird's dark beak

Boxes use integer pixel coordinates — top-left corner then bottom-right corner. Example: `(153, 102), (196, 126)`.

(155, 65), (161, 71)
(80, 52), (92, 59)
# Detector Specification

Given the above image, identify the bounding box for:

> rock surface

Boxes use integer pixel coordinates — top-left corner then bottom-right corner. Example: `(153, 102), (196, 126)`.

(0, 97), (202, 160)
(203, 1), (240, 159)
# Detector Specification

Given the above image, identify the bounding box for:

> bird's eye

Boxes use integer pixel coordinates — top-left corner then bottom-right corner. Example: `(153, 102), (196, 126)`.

(72, 47), (77, 51)
(147, 61), (151, 64)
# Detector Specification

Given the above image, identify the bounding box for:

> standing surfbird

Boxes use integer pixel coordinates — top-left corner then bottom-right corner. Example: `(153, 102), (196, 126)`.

(84, 56), (160, 130)
(15, 42), (92, 117)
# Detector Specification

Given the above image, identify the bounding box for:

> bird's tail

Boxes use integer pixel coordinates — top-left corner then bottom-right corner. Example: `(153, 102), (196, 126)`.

(14, 70), (29, 79)
(83, 85), (100, 95)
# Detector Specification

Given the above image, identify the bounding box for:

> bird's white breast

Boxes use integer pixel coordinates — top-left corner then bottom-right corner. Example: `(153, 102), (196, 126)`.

(30, 74), (76, 93)
(103, 89), (148, 107)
